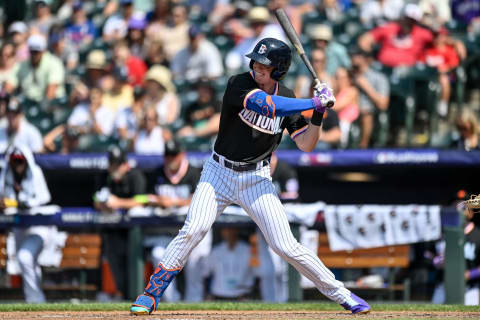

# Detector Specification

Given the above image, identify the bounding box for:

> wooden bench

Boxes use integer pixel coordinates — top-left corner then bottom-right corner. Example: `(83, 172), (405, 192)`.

(0, 233), (102, 300)
(318, 233), (411, 301)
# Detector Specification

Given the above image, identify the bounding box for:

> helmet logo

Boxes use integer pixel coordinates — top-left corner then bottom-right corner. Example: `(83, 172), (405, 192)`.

(258, 44), (267, 54)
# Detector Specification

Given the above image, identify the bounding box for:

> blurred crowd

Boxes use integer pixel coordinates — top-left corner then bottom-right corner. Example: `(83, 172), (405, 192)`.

(0, 0), (479, 153)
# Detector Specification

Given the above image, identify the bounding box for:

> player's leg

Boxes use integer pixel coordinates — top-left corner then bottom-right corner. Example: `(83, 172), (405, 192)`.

(238, 169), (370, 313)
(15, 234), (46, 303)
(131, 158), (232, 314)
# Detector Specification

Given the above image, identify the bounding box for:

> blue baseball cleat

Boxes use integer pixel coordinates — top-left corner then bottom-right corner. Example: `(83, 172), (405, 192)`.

(131, 294), (155, 315)
(341, 292), (371, 314)
(130, 264), (180, 315)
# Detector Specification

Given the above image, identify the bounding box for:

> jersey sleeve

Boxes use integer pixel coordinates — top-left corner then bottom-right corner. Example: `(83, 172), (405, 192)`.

(223, 74), (257, 112)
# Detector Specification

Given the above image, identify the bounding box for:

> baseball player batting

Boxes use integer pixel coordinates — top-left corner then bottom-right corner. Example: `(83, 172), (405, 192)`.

(131, 38), (371, 315)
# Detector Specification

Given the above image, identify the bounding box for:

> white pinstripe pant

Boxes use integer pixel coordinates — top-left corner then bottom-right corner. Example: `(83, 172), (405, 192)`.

(161, 154), (351, 304)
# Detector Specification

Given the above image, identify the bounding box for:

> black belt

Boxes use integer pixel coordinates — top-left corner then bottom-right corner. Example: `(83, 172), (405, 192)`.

(213, 154), (269, 172)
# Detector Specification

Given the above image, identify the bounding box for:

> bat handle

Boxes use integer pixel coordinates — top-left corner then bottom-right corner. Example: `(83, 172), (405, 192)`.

(313, 79), (335, 108)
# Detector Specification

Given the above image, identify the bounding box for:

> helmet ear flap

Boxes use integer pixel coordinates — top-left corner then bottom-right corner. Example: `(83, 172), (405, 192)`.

(271, 69), (283, 81)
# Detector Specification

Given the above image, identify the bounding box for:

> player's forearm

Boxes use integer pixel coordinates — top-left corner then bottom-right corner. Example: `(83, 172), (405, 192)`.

(244, 89), (315, 119)
(295, 122), (321, 152)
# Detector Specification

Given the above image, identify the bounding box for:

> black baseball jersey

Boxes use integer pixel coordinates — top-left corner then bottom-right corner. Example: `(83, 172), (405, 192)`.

(152, 163), (201, 199)
(214, 72), (308, 163)
(97, 169), (147, 198)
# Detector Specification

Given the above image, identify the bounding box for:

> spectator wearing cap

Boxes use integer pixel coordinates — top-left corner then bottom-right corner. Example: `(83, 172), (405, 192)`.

(144, 138), (212, 302)
(0, 42), (19, 89)
(64, 2), (97, 50)
(225, 6), (287, 71)
(103, 0), (135, 43)
(0, 99), (43, 153)
(177, 80), (221, 140)
(147, 4), (190, 62)
(94, 146), (147, 300)
(0, 144), (52, 303)
(171, 25), (224, 82)
(358, 3), (434, 68)
(83, 49), (108, 89)
(421, 28), (460, 117)
(6, 34), (66, 104)
(114, 87), (147, 147)
(29, 0), (56, 36)
(127, 12), (148, 59)
(360, 0), (405, 27)
(309, 24), (351, 76)
(113, 40), (147, 87)
(102, 66), (134, 114)
(133, 107), (170, 155)
(144, 65), (180, 126)
(350, 48), (390, 148)
(7, 22), (29, 63)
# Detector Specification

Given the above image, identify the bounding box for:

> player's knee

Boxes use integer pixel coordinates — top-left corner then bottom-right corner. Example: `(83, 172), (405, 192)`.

(269, 241), (300, 260)
(17, 249), (35, 267)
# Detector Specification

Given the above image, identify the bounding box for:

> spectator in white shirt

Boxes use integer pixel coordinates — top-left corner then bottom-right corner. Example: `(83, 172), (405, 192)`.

(0, 99), (43, 154)
(133, 107), (169, 155)
(43, 88), (114, 153)
(170, 25), (224, 82)
(206, 227), (255, 299)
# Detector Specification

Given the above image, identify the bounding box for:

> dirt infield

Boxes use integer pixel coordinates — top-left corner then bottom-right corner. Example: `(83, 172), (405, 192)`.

(2, 310), (480, 320)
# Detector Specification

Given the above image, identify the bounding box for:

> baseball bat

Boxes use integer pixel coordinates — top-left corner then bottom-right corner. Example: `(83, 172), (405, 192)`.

(274, 8), (334, 107)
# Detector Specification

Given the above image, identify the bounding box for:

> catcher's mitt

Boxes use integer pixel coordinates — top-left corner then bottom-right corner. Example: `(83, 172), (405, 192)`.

(465, 194), (480, 220)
